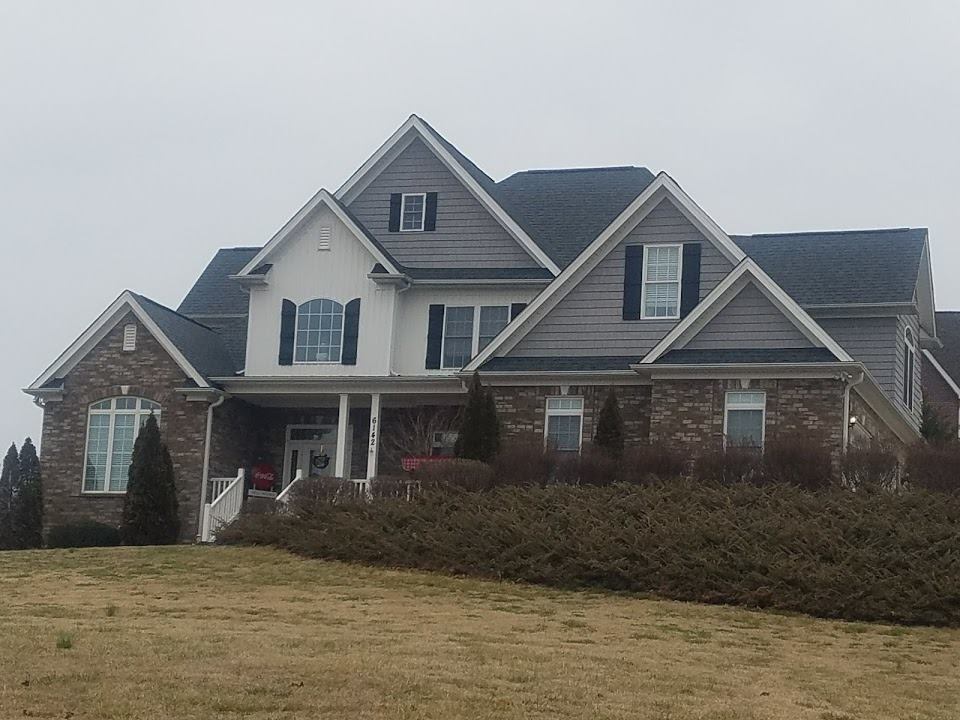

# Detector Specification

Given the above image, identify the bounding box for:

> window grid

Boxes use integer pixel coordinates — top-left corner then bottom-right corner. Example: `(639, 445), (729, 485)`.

(478, 306), (510, 351)
(400, 193), (426, 231)
(641, 245), (682, 319)
(544, 397), (584, 453)
(724, 391), (766, 449)
(903, 327), (916, 411)
(83, 398), (161, 494)
(294, 299), (344, 363)
(442, 306), (474, 369)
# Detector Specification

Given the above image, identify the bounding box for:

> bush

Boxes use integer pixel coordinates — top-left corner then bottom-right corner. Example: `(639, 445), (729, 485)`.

(413, 459), (495, 494)
(121, 415), (179, 545)
(906, 443), (960, 493)
(221, 480), (960, 626)
(618, 443), (687, 484)
(574, 446), (621, 486)
(761, 434), (834, 489)
(47, 520), (122, 548)
(490, 441), (555, 487)
(840, 443), (900, 491)
(694, 444), (760, 484)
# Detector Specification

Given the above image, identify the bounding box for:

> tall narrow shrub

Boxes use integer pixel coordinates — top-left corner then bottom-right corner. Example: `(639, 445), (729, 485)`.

(14, 438), (43, 549)
(481, 385), (501, 461)
(0, 443), (19, 549)
(121, 415), (179, 545)
(593, 388), (625, 457)
(456, 372), (500, 462)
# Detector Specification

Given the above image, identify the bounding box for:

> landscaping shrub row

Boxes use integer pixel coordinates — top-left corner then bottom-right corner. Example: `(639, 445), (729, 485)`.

(220, 476), (960, 626)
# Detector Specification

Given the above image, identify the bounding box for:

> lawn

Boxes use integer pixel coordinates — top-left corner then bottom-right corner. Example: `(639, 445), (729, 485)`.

(0, 547), (957, 719)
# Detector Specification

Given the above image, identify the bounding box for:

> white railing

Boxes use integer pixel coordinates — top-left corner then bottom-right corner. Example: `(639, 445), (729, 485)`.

(200, 468), (245, 542)
(209, 476), (234, 502)
(275, 469), (303, 507)
(349, 479), (370, 498)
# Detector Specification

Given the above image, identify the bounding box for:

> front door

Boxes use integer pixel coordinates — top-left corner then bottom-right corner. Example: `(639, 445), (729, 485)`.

(282, 424), (352, 487)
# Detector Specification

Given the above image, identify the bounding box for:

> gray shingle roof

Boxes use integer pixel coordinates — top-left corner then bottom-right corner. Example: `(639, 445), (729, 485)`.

(178, 248), (260, 316)
(400, 266), (554, 281)
(480, 356), (638, 372)
(733, 228), (926, 306)
(133, 293), (239, 380)
(930, 311), (960, 384)
(655, 348), (839, 365)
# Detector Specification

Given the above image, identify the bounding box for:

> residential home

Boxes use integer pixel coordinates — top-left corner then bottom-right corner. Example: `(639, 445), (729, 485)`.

(25, 115), (946, 541)
(922, 311), (960, 435)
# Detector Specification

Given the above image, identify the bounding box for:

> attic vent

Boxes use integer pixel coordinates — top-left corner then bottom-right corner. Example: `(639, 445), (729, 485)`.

(122, 324), (137, 352)
(318, 226), (332, 251)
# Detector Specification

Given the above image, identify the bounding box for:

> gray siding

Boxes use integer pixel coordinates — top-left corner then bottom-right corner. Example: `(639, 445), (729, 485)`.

(894, 314), (923, 428)
(819, 317), (899, 395)
(684, 284), (811, 350)
(348, 138), (539, 269)
(508, 199), (734, 357)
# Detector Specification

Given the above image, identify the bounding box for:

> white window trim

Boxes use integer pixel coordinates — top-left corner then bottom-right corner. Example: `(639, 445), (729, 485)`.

(399, 192), (427, 232)
(293, 298), (344, 365)
(639, 243), (683, 320)
(439, 304), (511, 370)
(543, 396), (585, 453)
(723, 390), (766, 449)
(903, 326), (917, 412)
(81, 398), (161, 495)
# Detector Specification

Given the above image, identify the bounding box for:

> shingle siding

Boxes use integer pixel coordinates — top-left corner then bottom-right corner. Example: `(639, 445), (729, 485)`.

(507, 199), (733, 358)
(347, 138), (540, 269)
(684, 284), (812, 350)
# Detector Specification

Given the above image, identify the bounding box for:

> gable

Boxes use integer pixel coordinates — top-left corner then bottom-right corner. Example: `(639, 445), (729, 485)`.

(683, 283), (812, 351)
(503, 198), (734, 359)
(347, 138), (542, 269)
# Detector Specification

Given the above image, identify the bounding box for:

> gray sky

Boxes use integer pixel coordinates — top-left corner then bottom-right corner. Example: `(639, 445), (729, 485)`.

(2, 1), (959, 448)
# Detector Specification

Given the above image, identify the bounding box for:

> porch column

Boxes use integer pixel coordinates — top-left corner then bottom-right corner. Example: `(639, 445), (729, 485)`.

(366, 393), (381, 481)
(335, 393), (350, 479)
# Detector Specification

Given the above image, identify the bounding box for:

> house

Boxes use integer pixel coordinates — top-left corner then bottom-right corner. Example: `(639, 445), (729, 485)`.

(922, 311), (960, 435)
(25, 115), (946, 541)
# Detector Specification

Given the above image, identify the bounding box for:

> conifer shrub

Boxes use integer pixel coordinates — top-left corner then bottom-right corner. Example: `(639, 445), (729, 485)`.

(593, 389), (625, 457)
(47, 520), (122, 548)
(0, 443), (19, 549)
(14, 438), (44, 549)
(120, 415), (179, 545)
(455, 373), (500, 462)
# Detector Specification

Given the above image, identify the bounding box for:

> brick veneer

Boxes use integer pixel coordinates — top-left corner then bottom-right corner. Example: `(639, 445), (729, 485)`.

(39, 314), (208, 541)
(849, 390), (907, 451)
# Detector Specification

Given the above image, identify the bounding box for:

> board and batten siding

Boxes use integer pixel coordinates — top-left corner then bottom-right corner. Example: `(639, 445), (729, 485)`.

(347, 138), (539, 269)
(507, 199), (734, 358)
(683, 284), (812, 350)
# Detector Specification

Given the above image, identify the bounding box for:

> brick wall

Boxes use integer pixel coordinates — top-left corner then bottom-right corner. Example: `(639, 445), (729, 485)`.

(39, 314), (208, 541)
(921, 354), (959, 435)
(849, 391), (908, 451)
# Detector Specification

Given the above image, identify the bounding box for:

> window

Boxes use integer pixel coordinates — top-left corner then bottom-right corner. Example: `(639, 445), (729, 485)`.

(295, 299), (344, 363)
(545, 397), (584, 453)
(724, 391), (766, 448)
(431, 431), (459, 458)
(641, 245), (682, 319)
(83, 397), (161, 493)
(400, 193), (426, 231)
(903, 327), (916, 411)
(441, 305), (511, 369)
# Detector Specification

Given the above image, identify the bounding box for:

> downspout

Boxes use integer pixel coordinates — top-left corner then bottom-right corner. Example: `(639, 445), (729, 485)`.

(197, 391), (227, 541)
(841, 370), (865, 451)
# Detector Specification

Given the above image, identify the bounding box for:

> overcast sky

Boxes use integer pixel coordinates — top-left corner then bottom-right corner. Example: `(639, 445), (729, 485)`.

(1, 1), (959, 448)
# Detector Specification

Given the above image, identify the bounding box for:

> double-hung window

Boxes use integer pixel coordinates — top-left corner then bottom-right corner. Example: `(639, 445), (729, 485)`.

(641, 245), (682, 319)
(400, 193), (426, 231)
(83, 397), (161, 493)
(441, 305), (510, 369)
(545, 397), (584, 453)
(903, 327), (916, 411)
(724, 391), (766, 449)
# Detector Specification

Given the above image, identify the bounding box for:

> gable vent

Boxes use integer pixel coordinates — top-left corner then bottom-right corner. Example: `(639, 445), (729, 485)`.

(122, 324), (137, 352)
(318, 226), (332, 251)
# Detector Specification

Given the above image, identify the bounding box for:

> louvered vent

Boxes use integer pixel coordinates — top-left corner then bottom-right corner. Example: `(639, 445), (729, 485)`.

(122, 324), (137, 352)
(318, 226), (332, 251)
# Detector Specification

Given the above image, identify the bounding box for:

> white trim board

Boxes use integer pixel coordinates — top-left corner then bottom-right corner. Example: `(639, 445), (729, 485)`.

(639, 259), (853, 364)
(26, 291), (211, 391)
(464, 174), (747, 372)
(334, 115), (560, 275)
(236, 189), (401, 277)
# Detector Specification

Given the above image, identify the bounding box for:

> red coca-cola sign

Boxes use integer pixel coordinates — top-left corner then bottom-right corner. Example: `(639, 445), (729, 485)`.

(251, 463), (276, 491)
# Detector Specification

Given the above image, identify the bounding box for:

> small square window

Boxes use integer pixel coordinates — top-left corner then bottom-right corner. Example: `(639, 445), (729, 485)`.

(400, 193), (426, 231)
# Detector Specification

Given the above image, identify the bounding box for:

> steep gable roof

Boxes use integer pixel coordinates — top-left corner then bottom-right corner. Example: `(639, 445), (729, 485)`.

(928, 311), (960, 390)
(178, 247), (260, 316)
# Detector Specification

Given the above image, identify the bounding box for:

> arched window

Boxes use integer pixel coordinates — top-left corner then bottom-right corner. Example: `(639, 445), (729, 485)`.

(903, 326), (916, 411)
(294, 299), (344, 363)
(83, 397), (161, 494)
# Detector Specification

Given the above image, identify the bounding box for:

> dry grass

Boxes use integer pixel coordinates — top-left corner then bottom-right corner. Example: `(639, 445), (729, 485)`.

(0, 547), (958, 719)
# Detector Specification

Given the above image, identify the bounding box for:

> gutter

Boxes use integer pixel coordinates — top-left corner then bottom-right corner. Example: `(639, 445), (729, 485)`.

(841, 370), (865, 450)
(197, 391), (227, 542)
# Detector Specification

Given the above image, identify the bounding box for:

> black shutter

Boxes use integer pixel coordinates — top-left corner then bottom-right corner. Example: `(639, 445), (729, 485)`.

(680, 243), (702, 318)
(388, 193), (402, 232)
(425, 304), (445, 369)
(510, 302), (527, 320)
(424, 192), (438, 231)
(341, 298), (361, 365)
(278, 299), (297, 365)
(622, 245), (643, 320)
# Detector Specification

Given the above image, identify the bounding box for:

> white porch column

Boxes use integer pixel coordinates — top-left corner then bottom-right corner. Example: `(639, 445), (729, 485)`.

(366, 393), (381, 481)
(335, 393), (350, 478)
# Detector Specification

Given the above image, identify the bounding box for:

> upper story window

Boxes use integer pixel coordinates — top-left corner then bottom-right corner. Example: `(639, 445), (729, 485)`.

(83, 397), (161, 494)
(903, 326), (916, 411)
(441, 305), (510, 369)
(641, 244), (682, 319)
(545, 397), (584, 453)
(400, 193), (426, 232)
(724, 391), (766, 448)
(295, 299), (344, 363)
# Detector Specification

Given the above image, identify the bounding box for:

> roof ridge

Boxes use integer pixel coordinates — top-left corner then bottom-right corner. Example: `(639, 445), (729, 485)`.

(503, 166), (647, 178)
(735, 227), (923, 239)
(131, 292), (221, 333)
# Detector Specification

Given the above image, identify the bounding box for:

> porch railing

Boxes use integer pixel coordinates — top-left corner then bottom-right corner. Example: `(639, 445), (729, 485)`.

(275, 469), (303, 507)
(200, 468), (245, 543)
(209, 476), (234, 502)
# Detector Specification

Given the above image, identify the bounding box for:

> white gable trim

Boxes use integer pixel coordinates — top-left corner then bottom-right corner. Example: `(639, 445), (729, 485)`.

(27, 291), (210, 391)
(237, 189), (400, 277)
(464, 173), (746, 372)
(640, 259), (853, 364)
(922, 349), (960, 398)
(335, 115), (561, 275)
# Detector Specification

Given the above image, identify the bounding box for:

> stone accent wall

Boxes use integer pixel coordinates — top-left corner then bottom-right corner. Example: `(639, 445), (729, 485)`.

(39, 314), (208, 541)
(650, 378), (846, 455)
(921, 354), (959, 435)
(491, 384), (652, 448)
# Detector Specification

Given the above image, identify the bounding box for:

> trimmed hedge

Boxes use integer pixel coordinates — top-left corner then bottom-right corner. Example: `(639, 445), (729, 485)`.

(47, 520), (122, 548)
(220, 479), (960, 626)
